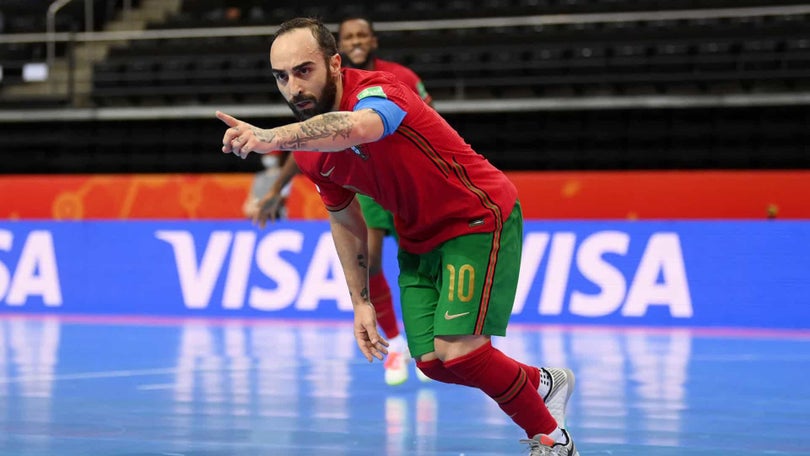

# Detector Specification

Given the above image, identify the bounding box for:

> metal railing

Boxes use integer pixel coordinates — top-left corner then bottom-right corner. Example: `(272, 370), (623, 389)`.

(45, 0), (135, 70)
(1, 3), (810, 118)
(0, 3), (807, 47)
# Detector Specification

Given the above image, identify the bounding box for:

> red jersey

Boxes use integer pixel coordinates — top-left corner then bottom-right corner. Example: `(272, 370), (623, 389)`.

(294, 68), (517, 254)
(372, 58), (433, 105)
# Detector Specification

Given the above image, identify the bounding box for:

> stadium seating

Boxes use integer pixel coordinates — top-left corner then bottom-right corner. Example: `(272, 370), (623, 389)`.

(1, 0), (809, 173)
(84, 1), (810, 106)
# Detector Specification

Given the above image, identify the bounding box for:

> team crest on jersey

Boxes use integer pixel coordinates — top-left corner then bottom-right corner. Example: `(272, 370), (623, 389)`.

(357, 86), (387, 100)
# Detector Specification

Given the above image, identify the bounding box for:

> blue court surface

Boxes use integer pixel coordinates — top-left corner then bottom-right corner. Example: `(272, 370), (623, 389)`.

(0, 315), (807, 456)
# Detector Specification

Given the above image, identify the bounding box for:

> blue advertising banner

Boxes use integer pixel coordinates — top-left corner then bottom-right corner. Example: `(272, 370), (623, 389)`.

(0, 221), (808, 329)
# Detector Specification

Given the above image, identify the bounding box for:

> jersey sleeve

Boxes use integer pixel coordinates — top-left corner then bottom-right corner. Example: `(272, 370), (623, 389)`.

(354, 97), (406, 138)
(310, 175), (354, 212)
(392, 64), (431, 103)
(293, 154), (355, 212)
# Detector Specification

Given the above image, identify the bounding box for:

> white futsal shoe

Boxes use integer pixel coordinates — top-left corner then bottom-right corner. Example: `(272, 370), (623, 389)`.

(384, 349), (409, 385)
(538, 367), (575, 428)
(521, 429), (579, 456)
(415, 365), (432, 383)
(384, 336), (411, 386)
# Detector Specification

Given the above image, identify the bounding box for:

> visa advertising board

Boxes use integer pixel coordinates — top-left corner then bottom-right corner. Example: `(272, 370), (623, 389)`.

(0, 221), (808, 329)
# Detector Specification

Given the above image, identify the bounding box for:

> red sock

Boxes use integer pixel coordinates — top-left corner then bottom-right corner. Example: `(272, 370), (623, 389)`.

(444, 342), (557, 437)
(416, 358), (466, 385)
(416, 352), (538, 389)
(518, 361), (540, 390)
(369, 272), (400, 339)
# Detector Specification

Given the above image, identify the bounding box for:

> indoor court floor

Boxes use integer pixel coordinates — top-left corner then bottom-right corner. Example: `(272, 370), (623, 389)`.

(0, 315), (807, 456)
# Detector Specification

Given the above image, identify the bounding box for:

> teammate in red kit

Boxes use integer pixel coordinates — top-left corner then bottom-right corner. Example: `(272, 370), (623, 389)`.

(338, 16), (432, 106)
(217, 18), (579, 455)
(337, 15), (432, 386)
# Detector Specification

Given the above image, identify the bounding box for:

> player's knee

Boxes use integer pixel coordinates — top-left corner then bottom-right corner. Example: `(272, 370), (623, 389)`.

(416, 355), (463, 385)
(434, 335), (490, 362)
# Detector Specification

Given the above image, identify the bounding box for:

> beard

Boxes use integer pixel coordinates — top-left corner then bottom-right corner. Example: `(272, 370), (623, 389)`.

(285, 68), (339, 121)
(340, 49), (375, 70)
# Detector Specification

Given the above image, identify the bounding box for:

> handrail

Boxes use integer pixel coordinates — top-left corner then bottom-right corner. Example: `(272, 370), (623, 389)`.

(3, 92), (810, 122)
(84, 0), (94, 34)
(46, 0), (76, 72)
(5, 4), (809, 45)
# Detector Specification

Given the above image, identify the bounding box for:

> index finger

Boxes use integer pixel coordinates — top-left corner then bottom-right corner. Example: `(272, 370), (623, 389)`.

(216, 110), (239, 127)
(253, 206), (268, 229)
(365, 324), (389, 360)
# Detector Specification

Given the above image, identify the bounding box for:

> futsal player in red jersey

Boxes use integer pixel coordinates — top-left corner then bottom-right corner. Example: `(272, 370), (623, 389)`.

(217, 18), (579, 455)
(337, 16), (432, 385)
(338, 16), (433, 106)
(257, 15), (434, 387)
(336, 15), (432, 386)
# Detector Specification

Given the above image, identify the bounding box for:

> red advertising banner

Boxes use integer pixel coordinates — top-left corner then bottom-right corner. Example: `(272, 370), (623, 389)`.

(1, 171), (808, 220)
(505, 170), (810, 220)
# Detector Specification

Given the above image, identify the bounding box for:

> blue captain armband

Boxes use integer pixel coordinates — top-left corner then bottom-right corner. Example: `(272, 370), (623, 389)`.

(354, 97), (406, 138)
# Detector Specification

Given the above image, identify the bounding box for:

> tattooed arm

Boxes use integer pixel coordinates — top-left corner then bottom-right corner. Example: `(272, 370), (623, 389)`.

(216, 109), (384, 158)
(328, 196), (389, 362)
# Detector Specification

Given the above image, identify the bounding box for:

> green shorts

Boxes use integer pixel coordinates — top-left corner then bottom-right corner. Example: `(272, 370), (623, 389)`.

(357, 194), (396, 237)
(397, 201), (523, 358)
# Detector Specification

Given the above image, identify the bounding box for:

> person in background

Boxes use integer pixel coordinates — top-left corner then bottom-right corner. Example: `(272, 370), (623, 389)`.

(338, 16), (432, 106)
(254, 15), (434, 386)
(216, 17), (578, 455)
(336, 15), (433, 385)
(242, 151), (291, 220)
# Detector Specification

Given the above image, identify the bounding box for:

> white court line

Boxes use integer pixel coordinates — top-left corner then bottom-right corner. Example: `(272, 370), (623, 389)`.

(136, 382), (177, 391)
(0, 367), (180, 384)
(0, 364), (252, 385)
(0, 362), (302, 385)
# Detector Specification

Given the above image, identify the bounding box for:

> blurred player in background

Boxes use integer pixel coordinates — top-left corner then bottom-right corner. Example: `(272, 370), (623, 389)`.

(338, 16), (432, 106)
(255, 15), (434, 386)
(337, 15), (433, 385)
(242, 151), (292, 219)
(217, 18), (579, 455)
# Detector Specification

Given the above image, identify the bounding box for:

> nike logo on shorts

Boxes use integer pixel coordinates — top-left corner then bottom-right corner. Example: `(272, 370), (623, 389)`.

(444, 311), (470, 320)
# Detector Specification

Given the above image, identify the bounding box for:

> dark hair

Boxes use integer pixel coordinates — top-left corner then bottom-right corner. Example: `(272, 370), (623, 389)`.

(274, 17), (338, 58)
(338, 15), (376, 36)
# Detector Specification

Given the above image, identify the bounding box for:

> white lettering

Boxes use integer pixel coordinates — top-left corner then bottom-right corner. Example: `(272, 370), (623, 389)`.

(222, 232), (257, 309)
(156, 230), (232, 309)
(539, 233), (576, 315)
(570, 231), (629, 317)
(297, 232), (351, 311)
(0, 230), (12, 301)
(250, 230), (304, 311)
(514, 232), (550, 315)
(623, 233), (693, 317)
(5, 231), (62, 306)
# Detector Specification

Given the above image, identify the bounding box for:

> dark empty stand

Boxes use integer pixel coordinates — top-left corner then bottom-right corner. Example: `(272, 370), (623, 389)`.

(3, 0), (810, 174)
(87, 3), (810, 106)
(157, 0), (810, 26)
(0, 0), (126, 34)
(0, 0), (135, 90)
(1, 105), (808, 174)
(385, 15), (810, 98)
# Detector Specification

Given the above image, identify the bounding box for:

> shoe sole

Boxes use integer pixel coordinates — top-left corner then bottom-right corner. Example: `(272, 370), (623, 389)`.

(384, 369), (409, 386)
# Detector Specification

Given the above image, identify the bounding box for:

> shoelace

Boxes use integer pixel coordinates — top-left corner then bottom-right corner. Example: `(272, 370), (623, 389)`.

(519, 438), (554, 455)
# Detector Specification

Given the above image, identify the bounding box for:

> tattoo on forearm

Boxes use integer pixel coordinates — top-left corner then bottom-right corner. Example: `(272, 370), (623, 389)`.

(275, 113), (354, 150)
(253, 126), (276, 144)
(357, 254), (367, 269)
(349, 286), (370, 302)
